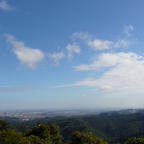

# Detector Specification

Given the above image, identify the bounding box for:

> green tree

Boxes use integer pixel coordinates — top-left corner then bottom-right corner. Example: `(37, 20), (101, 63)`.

(0, 129), (23, 144)
(25, 123), (63, 144)
(0, 120), (11, 131)
(125, 137), (144, 144)
(70, 131), (108, 144)
(0, 121), (63, 144)
(0, 129), (53, 144)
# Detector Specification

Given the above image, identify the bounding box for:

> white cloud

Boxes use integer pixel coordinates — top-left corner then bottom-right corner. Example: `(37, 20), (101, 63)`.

(71, 32), (130, 51)
(71, 32), (91, 41)
(123, 24), (134, 36)
(61, 52), (144, 95)
(75, 52), (136, 71)
(66, 43), (81, 59)
(114, 39), (129, 48)
(88, 39), (114, 50)
(4, 33), (45, 68)
(87, 39), (130, 50)
(49, 52), (65, 64)
(0, 0), (13, 11)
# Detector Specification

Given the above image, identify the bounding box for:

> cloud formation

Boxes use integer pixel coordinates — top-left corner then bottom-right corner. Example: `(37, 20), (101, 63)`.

(58, 52), (144, 95)
(114, 39), (130, 48)
(72, 32), (91, 41)
(88, 39), (113, 50)
(75, 52), (136, 71)
(49, 52), (65, 64)
(87, 39), (130, 50)
(4, 34), (45, 68)
(0, 0), (13, 11)
(66, 43), (81, 59)
(72, 28), (132, 51)
(123, 24), (134, 36)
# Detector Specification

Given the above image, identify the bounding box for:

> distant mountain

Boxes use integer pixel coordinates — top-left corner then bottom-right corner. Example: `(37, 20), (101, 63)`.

(98, 109), (144, 116)
(2, 111), (144, 143)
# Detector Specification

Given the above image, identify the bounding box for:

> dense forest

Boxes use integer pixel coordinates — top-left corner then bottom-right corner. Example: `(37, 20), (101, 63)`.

(1, 112), (144, 143)
(0, 119), (144, 144)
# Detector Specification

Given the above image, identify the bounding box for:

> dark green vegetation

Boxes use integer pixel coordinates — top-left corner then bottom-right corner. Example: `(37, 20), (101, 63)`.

(0, 120), (107, 144)
(1, 112), (144, 143)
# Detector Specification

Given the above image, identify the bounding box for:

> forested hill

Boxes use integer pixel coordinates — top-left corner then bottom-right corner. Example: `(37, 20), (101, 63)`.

(1, 112), (144, 143)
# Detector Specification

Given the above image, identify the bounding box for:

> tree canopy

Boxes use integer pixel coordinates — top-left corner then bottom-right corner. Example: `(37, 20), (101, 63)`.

(70, 131), (108, 144)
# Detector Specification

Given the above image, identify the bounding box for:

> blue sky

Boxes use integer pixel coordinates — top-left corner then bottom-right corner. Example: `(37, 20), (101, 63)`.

(1, 0), (144, 110)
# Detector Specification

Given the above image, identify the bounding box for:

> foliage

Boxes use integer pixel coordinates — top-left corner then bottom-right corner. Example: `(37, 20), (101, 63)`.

(0, 129), (23, 144)
(0, 120), (11, 131)
(0, 122), (62, 144)
(70, 131), (108, 144)
(25, 123), (62, 144)
(125, 137), (144, 144)
(2, 113), (144, 143)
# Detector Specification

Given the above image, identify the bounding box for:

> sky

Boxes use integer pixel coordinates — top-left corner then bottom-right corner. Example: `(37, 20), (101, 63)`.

(1, 0), (144, 110)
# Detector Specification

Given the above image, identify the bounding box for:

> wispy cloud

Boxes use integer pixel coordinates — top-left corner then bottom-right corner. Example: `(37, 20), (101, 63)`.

(87, 38), (130, 50)
(114, 39), (130, 48)
(88, 39), (114, 50)
(4, 33), (45, 68)
(66, 43), (81, 60)
(0, 0), (13, 11)
(71, 32), (91, 41)
(48, 52), (65, 65)
(48, 43), (81, 64)
(0, 87), (40, 93)
(123, 24), (134, 36)
(71, 29), (132, 51)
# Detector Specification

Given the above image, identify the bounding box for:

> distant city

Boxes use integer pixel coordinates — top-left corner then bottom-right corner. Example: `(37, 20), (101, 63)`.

(0, 109), (103, 121)
(0, 108), (143, 121)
